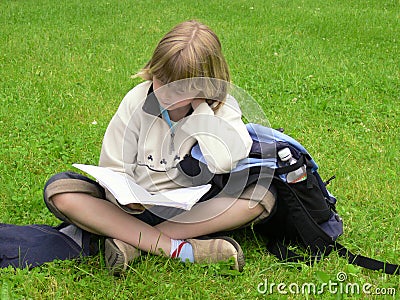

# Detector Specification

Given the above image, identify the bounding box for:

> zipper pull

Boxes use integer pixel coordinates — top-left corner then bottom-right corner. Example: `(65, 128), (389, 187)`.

(169, 132), (175, 154)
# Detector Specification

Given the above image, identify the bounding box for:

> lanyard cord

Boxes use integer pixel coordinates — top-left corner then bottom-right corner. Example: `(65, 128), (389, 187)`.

(160, 106), (175, 132)
(160, 106), (176, 153)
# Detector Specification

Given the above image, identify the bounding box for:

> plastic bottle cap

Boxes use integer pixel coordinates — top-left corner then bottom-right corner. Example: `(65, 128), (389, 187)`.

(278, 147), (292, 161)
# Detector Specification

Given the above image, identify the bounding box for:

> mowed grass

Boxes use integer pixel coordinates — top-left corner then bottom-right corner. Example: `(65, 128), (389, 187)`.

(0, 0), (399, 299)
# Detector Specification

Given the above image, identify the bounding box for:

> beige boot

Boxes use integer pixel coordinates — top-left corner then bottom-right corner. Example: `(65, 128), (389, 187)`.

(105, 238), (141, 275)
(186, 237), (245, 272)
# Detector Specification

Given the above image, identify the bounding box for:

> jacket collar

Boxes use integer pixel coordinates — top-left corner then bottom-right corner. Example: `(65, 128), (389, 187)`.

(142, 84), (162, 117)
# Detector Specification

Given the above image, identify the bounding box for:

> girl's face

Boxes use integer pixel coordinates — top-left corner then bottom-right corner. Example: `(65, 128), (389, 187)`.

(153, 77), (200, 110)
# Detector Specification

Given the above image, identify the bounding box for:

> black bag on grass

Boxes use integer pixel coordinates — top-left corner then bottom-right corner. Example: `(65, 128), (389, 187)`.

(0, 222), (98, 269)
(254, 146), (343, 260)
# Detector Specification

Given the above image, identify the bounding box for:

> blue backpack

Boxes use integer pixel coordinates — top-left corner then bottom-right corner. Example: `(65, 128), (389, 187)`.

(181, 123), (400, 275)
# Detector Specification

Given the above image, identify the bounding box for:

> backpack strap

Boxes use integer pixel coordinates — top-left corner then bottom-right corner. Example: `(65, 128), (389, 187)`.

(334, 242), (400, 275)
(266, 239), (400, 275)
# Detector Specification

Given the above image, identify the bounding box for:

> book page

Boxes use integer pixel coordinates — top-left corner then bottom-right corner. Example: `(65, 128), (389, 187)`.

(72, 164), (211, 210)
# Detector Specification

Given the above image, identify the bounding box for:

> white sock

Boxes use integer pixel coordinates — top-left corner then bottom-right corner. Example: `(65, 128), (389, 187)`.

(170, 239), (194, 263)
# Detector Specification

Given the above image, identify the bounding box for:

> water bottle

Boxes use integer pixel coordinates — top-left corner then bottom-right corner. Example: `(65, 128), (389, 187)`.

(278, 147), (307, 183)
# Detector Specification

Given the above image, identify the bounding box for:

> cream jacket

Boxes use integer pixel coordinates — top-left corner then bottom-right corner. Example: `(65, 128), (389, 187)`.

(99, 80), (252, 197)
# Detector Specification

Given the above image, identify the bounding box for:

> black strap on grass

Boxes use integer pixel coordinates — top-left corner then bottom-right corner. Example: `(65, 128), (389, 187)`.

(267, 239), (400, 275)
(334, 242), (400, 275)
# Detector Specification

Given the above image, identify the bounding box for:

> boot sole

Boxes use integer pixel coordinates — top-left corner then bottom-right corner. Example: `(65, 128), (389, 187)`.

(194, 236), (245, 272)
(218, 236), (245, 272)
(104, 238), (126, 276)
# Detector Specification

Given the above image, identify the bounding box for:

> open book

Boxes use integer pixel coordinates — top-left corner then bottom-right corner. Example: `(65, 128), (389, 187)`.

(73, 164), (211, 211)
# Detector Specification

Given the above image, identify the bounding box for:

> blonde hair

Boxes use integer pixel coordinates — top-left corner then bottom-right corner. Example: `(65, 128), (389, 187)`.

(136, 20), (230, 110)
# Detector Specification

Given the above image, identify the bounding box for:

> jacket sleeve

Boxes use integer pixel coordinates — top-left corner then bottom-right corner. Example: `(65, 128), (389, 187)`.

(98, 85), (143, 182)
(98, 113), (139, 178)
(180, 96), (252, 174)
(97, 91), (143, 210)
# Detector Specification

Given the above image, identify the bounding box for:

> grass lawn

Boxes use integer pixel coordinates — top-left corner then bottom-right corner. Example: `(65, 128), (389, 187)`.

(0, 0), (399, 299)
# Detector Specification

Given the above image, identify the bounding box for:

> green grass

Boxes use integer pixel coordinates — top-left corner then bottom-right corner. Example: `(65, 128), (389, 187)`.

(1, 0), (399, 299)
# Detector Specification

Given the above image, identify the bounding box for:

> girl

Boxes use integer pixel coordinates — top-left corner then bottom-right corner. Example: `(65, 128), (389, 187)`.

(44, 20), (274, 275)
